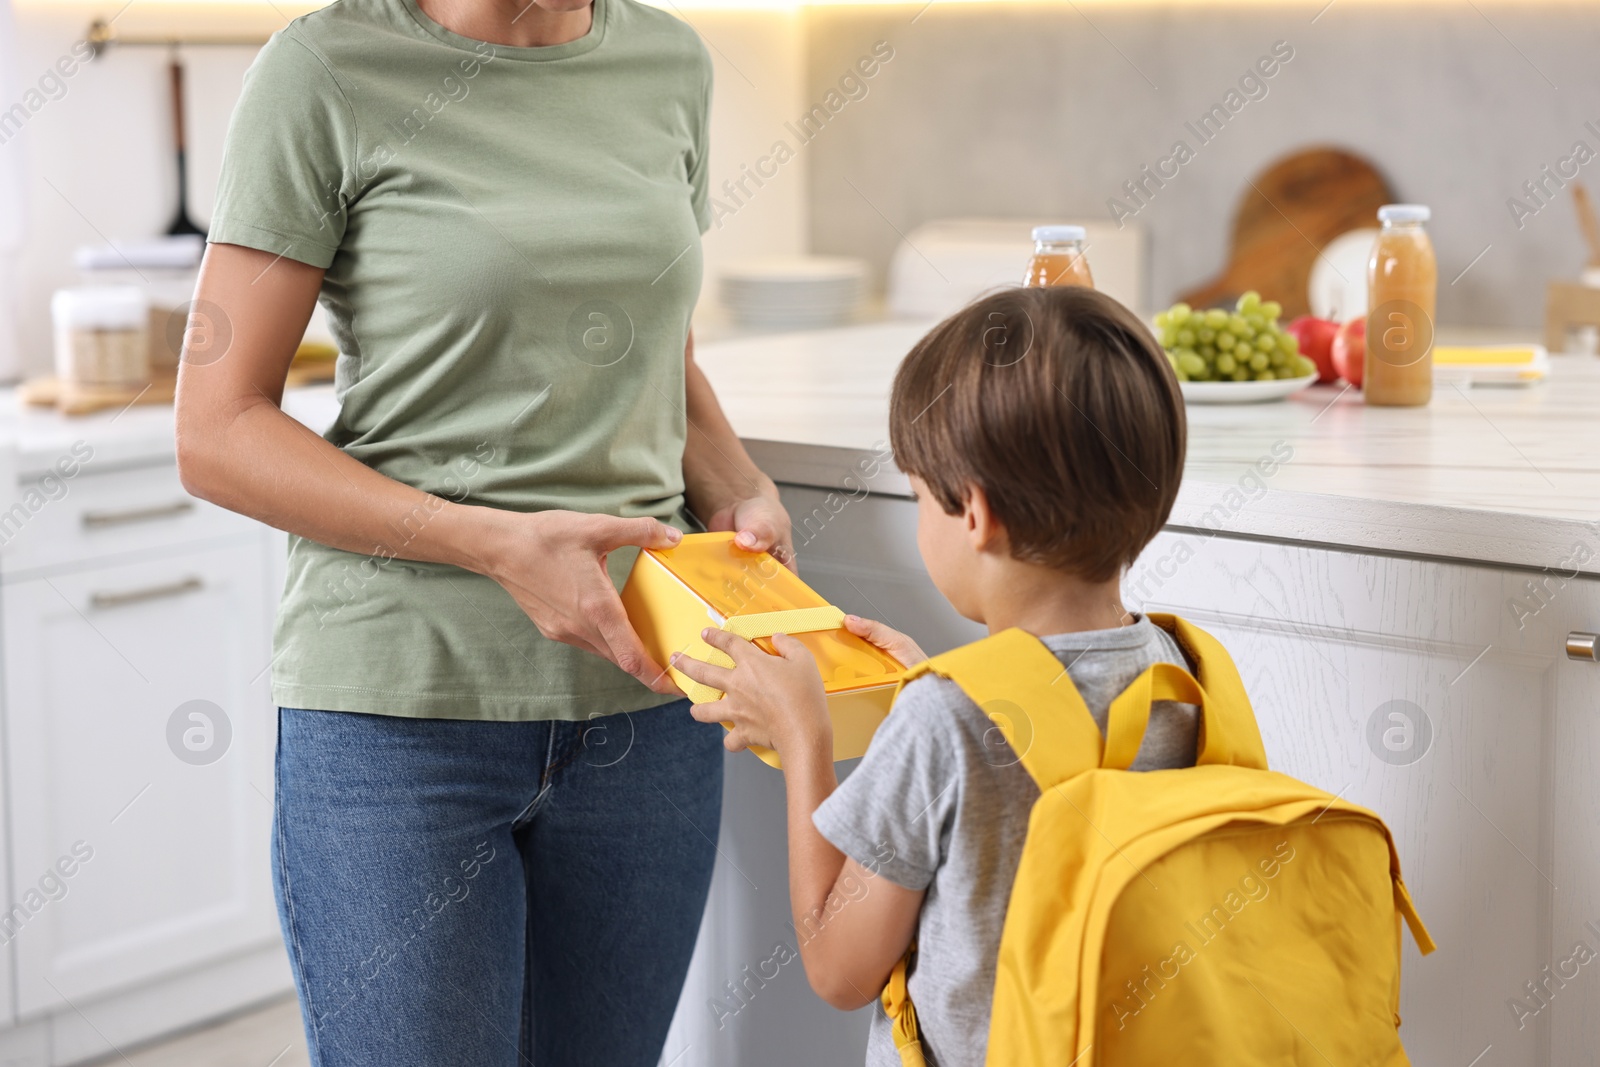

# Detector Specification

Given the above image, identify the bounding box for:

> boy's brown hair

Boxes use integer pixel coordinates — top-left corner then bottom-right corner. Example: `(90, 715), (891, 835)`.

(889, 285), (1186, 583)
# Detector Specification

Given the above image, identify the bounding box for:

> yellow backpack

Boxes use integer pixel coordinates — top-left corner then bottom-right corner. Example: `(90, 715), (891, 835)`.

(879, 614), (1435, 1067)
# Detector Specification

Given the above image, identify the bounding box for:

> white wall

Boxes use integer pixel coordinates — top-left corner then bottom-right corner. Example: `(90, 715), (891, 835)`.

(681, 6), (810, 334)
(802, 0), (1600, 329)
(0, 1), (806, 379)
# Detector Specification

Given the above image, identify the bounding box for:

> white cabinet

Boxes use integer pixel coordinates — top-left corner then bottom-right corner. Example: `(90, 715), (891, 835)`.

(0, 460), (284, 1051)
(1540, 598), (1600, 1067)
(693, 485), (1600, 1067)
(0, 463), (252, 579)
(1124, 529), (1598, 1067)
(2, 538), (279, 1016)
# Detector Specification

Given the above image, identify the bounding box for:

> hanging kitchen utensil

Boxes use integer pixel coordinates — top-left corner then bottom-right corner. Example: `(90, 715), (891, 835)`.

(1178, 147), (1393, 321)
(165, 54), (205, 238)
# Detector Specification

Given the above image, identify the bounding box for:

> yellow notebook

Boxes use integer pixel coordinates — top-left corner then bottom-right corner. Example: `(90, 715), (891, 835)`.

(620, 532), (904, 767)
(1432, 344), (1548, 385)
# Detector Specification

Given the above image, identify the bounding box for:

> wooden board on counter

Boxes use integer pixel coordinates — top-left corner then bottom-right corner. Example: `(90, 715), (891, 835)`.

(1545, 280), (1600, 354)
(1179, 147), (1393, 320)
(19, 372), (176, 416)
(19, 358), (335, 416)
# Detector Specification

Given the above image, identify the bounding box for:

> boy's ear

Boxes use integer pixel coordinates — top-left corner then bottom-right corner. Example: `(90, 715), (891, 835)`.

(963, 485), (1008, 554)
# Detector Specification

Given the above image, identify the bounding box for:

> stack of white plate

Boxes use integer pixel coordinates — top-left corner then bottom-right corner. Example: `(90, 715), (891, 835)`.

(719, 257), (867, 332)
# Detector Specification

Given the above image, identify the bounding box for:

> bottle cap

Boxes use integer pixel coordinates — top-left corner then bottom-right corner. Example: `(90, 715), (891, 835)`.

(1032, 225), (1087, 243)
(1378, 204), (1431, 224)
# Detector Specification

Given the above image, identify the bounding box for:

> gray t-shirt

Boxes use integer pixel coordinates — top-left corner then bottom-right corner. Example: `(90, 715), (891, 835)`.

(812, 616), (1198, 1067)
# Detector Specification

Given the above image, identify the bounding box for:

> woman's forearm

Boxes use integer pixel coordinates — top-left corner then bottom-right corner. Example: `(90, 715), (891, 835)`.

(179, 390), (508, 576)
(681, 333), (795, 564)
(681, 333), (779, 521)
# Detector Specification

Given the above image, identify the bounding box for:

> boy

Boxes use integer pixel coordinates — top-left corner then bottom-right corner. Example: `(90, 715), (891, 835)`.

(673, 285), (1198, 1066)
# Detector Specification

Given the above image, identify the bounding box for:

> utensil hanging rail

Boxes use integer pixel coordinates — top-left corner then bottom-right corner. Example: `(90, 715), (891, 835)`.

(85, 18), (272, 59)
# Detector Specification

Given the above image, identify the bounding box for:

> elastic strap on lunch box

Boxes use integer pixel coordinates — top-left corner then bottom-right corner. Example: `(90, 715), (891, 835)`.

(679, 606), (847, 702)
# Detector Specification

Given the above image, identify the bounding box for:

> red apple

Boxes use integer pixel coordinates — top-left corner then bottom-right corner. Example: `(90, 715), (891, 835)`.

(1287, 315), (1340, 384)
(1332, 318), (1366, 388)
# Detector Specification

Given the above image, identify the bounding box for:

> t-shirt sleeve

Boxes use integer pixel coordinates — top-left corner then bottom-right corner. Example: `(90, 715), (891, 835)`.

(687, 55), (712, 235)
(209, 31), (357, 269)
(812, 677), (965, 891)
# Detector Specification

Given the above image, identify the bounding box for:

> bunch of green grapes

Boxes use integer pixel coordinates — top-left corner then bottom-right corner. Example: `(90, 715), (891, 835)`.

(1154, 291), (1318, 383)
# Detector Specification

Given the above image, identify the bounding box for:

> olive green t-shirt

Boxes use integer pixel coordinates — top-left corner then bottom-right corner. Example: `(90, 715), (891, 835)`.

(210, 0), (710, 720)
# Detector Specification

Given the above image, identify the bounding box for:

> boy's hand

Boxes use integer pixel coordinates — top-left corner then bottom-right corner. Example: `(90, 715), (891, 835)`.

(844, 614), (928, 668)
(675, 628), (831, 756)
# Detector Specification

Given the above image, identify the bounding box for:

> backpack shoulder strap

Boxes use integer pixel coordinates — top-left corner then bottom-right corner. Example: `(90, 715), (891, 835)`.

(1145, 613), (1269, 770)
(896, 628), (1105, 792)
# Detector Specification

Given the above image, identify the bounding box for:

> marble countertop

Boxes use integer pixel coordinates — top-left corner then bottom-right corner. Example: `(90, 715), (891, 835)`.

(692, 321), (1600, 577)
(3, 319), (1595, 576)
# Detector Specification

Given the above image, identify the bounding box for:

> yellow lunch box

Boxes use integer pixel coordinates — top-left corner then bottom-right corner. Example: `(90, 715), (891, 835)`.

(620, 532), (904, 767)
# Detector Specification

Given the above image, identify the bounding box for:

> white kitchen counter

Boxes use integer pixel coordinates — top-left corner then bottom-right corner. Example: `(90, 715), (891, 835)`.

(4, 323), (1595, 578)
(0, 388), (341, 479)
(692, 321), (1600, 576)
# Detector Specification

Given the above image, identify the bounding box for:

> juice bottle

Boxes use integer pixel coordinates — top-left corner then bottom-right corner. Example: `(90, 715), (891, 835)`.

(1365, 205), (1437, 406)
(1023, 225), (1094, 288)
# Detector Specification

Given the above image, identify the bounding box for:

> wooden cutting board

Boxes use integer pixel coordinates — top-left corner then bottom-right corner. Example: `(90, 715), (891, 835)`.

(20, 372), (177, 416)
(1179, 147), (1395, 320)
(20, 358), (336, 416)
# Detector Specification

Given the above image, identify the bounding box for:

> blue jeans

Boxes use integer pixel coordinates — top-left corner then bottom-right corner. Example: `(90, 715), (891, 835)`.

(272, 700), (724, 1067)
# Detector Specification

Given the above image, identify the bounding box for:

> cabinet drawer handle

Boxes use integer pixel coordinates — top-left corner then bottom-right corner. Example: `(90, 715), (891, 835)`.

(89, 576), (204, 611)
(1567, 632), (1600, 662)
(81, 500), (195, 529)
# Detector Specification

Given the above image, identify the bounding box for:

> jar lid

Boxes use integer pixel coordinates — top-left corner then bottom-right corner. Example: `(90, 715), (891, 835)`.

(1378, 204), (1431, 224)
(51, 286), (148, 330)
(1032, 225), (1088, 243)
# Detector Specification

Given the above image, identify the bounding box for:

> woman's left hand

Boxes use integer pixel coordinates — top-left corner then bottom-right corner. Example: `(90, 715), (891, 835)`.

(706, 493), (797, 571)
(676, 628), (831, 756)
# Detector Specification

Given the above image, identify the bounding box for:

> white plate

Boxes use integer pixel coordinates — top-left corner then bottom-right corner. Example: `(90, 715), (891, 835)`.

(720, 256), (868, 284)
(1308, 228), (1377, 321)
(1180, 373), (1318, 404)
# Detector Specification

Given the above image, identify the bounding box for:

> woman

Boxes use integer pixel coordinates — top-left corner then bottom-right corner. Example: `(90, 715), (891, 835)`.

(174, 0), (789, 1063)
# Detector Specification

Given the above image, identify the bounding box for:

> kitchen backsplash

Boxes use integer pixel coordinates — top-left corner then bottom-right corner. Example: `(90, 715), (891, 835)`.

(799, 1), (1597, 326)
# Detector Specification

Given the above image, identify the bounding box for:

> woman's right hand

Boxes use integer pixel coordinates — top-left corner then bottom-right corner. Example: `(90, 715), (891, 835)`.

(477, 509), (685, 695)
(843, 614), (928, 669)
